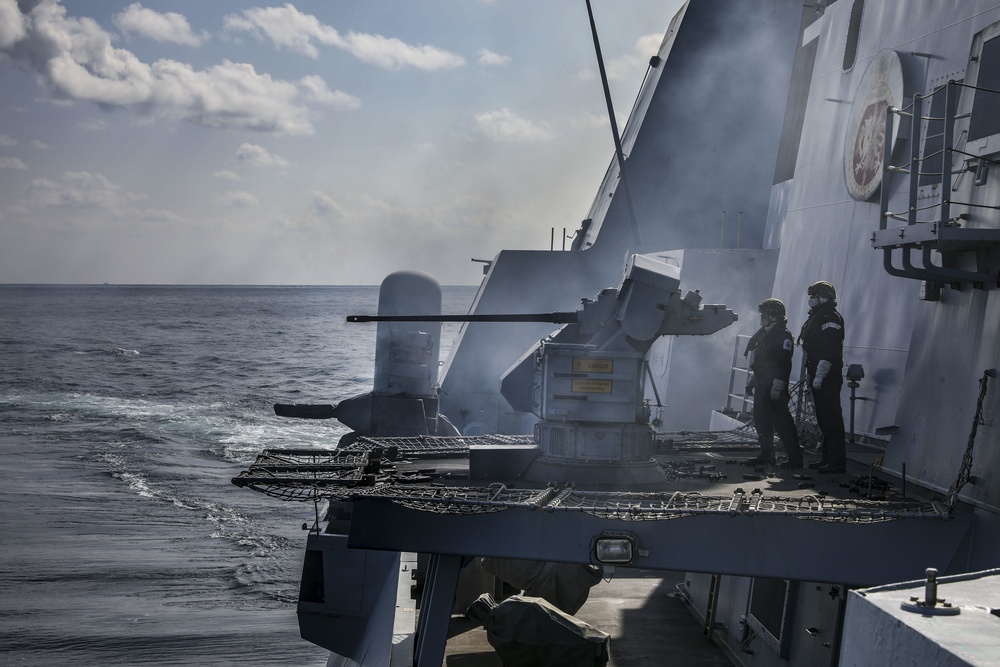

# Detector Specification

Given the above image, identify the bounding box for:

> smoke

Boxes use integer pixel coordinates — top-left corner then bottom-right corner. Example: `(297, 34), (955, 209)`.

(584, 0), (799, 255)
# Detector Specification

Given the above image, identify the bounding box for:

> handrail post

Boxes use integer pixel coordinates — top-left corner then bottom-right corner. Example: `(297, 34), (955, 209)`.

(908, 94), (922, 227)
(941, 80), (956, 226)
(880, 104), (894, 231)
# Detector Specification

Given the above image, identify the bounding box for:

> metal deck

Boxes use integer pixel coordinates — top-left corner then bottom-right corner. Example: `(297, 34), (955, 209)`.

(233, 431), (974, 666)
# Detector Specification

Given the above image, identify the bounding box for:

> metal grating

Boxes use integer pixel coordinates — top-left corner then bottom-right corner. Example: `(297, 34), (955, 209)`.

(344, 433), (533, 457)
(655, 425), (759, 452)
(232, 473), (951, 524)
(231, 431), (953, 522)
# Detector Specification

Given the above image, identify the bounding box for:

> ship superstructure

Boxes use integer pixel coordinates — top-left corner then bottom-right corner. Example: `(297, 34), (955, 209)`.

(234, 1), (1000, 665)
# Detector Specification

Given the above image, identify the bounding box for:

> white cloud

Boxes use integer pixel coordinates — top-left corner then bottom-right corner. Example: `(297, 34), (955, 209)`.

(0, 156), (27, 169)
(569, 112), (612, 129)
(0, 134), (17, 146)
(299, 74), (361, 108)
(131, 207), (181, 222)
(113, 3), (207, 47)
(579, 33), (662, 82)
(31, 139), (51, 150)
(223, 4), (338, 59)
(215, 190), (259, 208)
(28, 171), (124, 208)
(213, 169), (241, 181)
(13, 170), (186, 228)
(340, 31), (465, 70)
(475, 108), (553, 142)
(606, 33), (662, 80)
(224, 4), (464, 70)
(476, 48), (509, 67)
(77, 119), (109, 131)
(234, 142), (289, 167)
(0, 0), (27, 49)
(0, 0), (348, 135)
(310, 190), (342, 217)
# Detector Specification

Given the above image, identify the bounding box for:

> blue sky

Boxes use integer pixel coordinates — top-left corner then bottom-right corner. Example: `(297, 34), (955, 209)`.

(0, 0), (683, 285)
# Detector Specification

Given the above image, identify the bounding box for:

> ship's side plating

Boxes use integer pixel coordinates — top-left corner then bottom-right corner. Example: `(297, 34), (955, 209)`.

(767, 0), (1000, 531)
(676, 1), (1000, 665)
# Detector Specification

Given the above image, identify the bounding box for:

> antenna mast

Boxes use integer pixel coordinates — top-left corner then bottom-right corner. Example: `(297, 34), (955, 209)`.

(585, 0), (643, 246)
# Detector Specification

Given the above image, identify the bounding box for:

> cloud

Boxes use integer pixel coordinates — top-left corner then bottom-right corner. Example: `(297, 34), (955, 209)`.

(31, 139), (51, 150)
(113, 3), (207, 47)
(578, 33), (662, 82)
(0, 0), (353, 135)
(606, 33), (662, 80)
(224, 4), (464, 70)
(310, 190), (342, 218)
(77, 119), (109, 131)
(475, 108), (554, 142)
(0, 134), (17, 146)
(223, 3), (338, 59)
(131, 207), (181, 222)
(0, 0), (27, 49)
(215, 190), (259, 208)
(340, 31), (465, 70)
(234, 142), (289, 167)
(28, 171), (126, 208)
(299, 74), (360, 108)
(0, 156), (27, 169)
(476, 48), (509, 67)
(12, 169), (185, 227)
(213, 169), (241, 181)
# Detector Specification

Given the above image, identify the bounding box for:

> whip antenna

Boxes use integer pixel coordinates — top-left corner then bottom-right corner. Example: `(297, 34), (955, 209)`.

(585, 0), (643, 246)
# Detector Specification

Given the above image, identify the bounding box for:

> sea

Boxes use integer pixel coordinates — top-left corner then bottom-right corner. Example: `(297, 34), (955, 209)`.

(0, 284), (476, 666)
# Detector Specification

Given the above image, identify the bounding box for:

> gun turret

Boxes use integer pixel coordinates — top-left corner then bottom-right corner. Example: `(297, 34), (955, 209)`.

(497, 254), (737, 484)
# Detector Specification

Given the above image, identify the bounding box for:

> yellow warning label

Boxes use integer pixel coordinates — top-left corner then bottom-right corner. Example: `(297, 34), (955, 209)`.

(571, 378), (613, 394)
(572, 358), (613, 373)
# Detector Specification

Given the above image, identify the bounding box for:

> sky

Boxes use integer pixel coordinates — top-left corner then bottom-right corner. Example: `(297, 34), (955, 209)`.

(0, 0), (685, 285)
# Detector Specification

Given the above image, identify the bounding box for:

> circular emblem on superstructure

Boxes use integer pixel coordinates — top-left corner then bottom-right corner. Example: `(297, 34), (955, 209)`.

(844, 49), (904, 201)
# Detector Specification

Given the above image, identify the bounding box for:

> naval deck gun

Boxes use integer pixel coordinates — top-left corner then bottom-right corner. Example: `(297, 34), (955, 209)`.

(498, 253), (737, 483)
(343, 254), (737, 485)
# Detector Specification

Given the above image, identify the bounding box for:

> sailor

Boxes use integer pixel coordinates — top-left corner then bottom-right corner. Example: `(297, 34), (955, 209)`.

(744, 298), (802, 468)
(799, 281), (847, 473)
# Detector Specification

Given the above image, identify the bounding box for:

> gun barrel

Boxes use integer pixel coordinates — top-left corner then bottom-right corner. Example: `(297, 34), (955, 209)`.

(347, 313), (577, 324)
(274, 403), (338, 419)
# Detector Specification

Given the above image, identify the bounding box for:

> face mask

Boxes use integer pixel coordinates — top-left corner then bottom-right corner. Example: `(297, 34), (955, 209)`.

(808, 297), (820, 308)
(759, 314), (771, 327)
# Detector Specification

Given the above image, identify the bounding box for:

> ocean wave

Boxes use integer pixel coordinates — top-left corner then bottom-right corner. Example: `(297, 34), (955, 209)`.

(97, 442), (294, 563)
(218, 419), (343, 461)
(110, 469), (156, 499)
(0, 284), (445, 665)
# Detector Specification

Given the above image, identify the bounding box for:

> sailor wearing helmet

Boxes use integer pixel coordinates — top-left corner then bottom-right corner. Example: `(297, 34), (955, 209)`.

(799, 281), (847, 473)
(744, 298), (802, 469)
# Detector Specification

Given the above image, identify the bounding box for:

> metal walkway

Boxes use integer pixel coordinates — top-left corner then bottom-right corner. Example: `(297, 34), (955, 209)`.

(231, 433), (948, 523)
(232, 430), (974, 667)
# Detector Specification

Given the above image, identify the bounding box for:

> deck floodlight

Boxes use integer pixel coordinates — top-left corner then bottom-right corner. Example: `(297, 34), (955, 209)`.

(593, 532), (636, 565)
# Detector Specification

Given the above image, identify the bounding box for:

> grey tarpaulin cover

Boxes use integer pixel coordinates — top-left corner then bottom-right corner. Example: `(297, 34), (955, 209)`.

(481, 557), (603, 614)
(466, 593), (610, 667)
